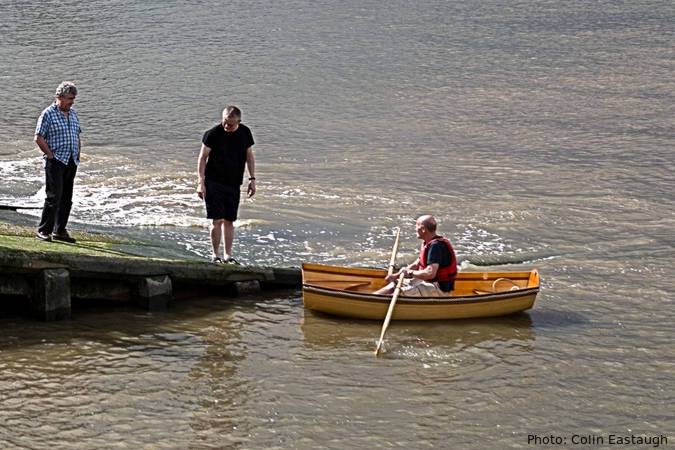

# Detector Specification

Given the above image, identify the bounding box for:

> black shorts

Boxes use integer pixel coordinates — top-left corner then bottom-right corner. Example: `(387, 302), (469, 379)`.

(204, 179), (241, 221)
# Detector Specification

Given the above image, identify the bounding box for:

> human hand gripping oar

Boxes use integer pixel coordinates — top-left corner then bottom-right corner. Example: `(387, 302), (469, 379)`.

(374, 272), (405, 355)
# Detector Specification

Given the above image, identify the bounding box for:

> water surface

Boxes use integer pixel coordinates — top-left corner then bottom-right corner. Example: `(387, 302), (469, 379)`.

(0, 0), (673, 448)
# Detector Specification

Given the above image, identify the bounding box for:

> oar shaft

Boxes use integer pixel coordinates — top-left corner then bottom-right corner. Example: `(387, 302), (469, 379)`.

(374, 272), (405, 355)
(387, 228), (401, 278)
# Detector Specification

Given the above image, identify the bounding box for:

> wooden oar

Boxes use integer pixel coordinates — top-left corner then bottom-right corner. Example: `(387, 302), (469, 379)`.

(374, 272), (405, 355)
(373, 228), (402, 356)
(387, 227), (401, 278)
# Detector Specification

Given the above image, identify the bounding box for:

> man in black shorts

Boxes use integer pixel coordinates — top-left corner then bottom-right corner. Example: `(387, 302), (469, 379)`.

(197, 106), (256, 263)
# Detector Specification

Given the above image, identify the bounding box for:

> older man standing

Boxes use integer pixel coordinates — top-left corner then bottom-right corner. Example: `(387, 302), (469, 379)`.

(35, 81), (82, 243)
(197, 106), (256, 264)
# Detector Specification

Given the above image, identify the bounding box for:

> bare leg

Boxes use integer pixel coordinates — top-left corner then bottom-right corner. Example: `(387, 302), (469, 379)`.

(222, 220), (235, 259)
(374, 281), (396, 295)
(210, 219), (224, 257)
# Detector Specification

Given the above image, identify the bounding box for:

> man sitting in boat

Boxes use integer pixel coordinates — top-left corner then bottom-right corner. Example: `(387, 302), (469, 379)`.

(374, 215), (458, 297)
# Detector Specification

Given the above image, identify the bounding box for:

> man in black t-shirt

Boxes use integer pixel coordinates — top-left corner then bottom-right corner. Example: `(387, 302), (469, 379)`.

(197, 106), (256, 264)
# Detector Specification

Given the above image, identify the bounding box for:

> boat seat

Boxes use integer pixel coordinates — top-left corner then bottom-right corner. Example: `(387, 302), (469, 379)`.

(315, 281), (371, 290)
(344, 282), (372, 290)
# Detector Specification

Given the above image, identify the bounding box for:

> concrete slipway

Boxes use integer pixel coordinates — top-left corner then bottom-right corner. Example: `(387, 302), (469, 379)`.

(0, 211), (301, 321)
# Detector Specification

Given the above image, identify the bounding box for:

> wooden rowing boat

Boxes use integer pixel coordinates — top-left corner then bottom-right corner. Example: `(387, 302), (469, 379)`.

(301, 262), (540, 320)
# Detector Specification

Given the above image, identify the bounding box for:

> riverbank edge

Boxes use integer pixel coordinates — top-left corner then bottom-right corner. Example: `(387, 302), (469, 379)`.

(0, 214), (301, 321)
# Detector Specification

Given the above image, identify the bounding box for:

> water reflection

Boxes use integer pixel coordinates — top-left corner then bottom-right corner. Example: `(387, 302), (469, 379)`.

(185, 309), (246, 449)
(300, 310), (534, 354)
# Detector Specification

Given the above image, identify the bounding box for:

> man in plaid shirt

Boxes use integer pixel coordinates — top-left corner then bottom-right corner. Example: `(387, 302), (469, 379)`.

(34, 81), (82, 243)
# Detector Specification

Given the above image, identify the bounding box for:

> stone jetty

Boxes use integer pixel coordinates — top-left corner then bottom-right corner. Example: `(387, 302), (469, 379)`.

(0, 213), (300, 321)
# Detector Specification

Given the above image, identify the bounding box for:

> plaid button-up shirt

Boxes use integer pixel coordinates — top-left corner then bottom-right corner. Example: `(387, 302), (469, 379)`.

(35, 103), (82, 166)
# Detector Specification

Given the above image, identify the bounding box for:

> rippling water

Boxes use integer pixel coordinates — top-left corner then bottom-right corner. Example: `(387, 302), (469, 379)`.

(1, 0), (674, 448)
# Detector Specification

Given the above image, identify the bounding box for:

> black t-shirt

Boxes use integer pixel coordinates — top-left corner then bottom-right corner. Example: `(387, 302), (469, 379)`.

(203, 123), (255, 186)
(426, 240), (453, 292)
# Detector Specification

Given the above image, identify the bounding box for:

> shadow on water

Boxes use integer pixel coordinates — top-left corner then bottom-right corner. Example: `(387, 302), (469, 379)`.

(527, 307), (589, 329)
(300, 302), (592, 358)
(0, 290), (297, 350)
(300, 310), (536, 352)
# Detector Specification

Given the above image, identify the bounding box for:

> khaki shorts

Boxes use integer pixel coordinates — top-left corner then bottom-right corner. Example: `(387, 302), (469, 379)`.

(400, 278), (448, 297)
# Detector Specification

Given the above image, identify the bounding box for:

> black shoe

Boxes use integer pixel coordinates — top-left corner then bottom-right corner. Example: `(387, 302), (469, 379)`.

(36, 231), (52, 242)
(224, 257), (241, 265)
(210, 255), (224, 263)
(52, 233), (76, 243)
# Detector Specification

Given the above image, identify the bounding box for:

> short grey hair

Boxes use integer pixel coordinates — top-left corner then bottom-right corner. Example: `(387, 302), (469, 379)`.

(223, 105), (242, 119)
(55, 81), (78, 97)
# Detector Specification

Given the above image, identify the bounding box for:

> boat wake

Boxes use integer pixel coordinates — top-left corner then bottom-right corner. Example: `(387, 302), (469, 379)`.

(459, 252), (557, 267)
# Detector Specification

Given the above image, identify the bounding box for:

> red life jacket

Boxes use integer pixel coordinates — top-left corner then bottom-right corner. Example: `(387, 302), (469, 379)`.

(419, 236), (458, 283)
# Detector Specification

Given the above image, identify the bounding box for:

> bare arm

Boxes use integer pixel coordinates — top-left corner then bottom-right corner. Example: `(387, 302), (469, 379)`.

(386, 258), (422, 282)
(197, 144), (211, 200)
(35, 135), (54, 159)
(407, 263), (439, 281)
(246, 146), (256, 198)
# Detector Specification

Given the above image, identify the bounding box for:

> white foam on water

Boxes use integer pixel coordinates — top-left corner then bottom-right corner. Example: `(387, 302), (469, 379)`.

(0, 157), (42, 180)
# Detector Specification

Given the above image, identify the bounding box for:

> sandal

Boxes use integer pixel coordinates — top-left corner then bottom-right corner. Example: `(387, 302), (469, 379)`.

(224, 257), (241, 265)
(210, 255), (224, 263)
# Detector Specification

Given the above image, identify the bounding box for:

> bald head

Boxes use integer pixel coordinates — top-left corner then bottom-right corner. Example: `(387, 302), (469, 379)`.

(417, 215), (437, 233)
(415, 215), (438, 241)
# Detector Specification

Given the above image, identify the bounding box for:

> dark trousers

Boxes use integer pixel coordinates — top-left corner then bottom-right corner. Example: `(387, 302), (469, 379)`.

(38, 158), (78, 235)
